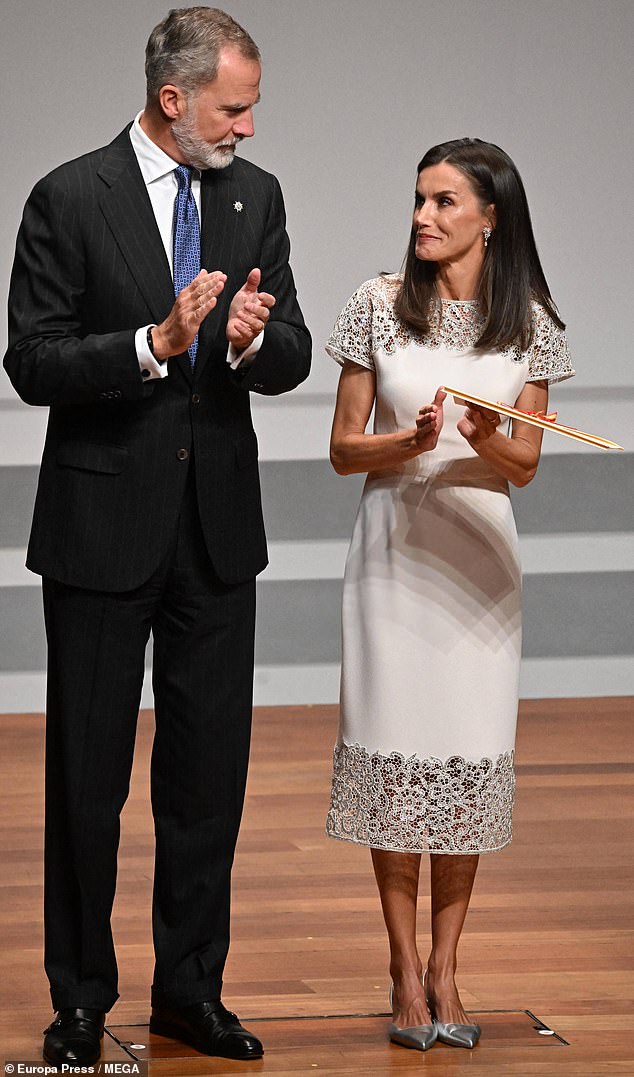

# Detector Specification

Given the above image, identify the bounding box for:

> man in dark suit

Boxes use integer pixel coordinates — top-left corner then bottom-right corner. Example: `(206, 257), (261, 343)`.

(4, 7), (310, 1065)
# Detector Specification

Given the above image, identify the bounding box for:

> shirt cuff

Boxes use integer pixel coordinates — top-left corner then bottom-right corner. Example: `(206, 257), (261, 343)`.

(227, 330), (265, 371)
(136, 325), (168, 380)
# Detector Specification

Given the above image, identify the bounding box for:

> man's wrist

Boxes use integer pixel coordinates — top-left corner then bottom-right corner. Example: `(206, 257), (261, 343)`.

(227, 329), (265, 370)
(150, 325), (170, 362)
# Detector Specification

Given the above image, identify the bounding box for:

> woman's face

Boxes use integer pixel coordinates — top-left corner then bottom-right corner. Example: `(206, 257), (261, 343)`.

(413, 162), (493, 268)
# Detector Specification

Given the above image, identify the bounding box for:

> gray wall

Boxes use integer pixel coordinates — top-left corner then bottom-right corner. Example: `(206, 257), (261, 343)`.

(2, 0), (634, 394)
(1, 1), (632, 710)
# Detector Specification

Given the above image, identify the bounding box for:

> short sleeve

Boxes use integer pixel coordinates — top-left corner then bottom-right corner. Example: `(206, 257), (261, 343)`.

(325, 280), (376, 371)
(526, 304), (575, 384)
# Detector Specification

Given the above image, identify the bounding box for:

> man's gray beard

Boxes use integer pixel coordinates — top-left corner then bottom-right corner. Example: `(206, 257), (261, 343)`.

(172, 112), (238, 171)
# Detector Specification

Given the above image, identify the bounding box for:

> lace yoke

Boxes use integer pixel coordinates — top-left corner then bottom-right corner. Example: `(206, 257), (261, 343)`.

(326, 275), (574, 384)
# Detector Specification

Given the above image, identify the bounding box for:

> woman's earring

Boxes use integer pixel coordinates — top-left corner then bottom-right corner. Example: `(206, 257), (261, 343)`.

(483, 227), (493, 247)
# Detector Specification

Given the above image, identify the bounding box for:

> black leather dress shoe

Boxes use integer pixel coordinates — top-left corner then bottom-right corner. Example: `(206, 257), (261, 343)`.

(150, 1000), (263, 1059)
(43, 1007), (105, 1065)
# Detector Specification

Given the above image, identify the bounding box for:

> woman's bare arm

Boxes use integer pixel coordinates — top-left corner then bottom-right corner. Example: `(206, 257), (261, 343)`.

(330, 361), (445, 475)
(456, 379), (549, 487)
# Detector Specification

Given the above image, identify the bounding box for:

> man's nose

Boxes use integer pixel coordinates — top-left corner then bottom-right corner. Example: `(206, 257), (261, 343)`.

(233, 109), (255, 138)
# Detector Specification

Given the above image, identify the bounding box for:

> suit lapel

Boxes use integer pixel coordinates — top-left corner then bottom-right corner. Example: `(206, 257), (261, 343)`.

(97, 128), (175, 325)
(196, 165), (244, 378)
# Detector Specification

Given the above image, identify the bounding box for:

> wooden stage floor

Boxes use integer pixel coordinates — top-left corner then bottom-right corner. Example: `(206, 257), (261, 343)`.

(1, 698), (633, 1075)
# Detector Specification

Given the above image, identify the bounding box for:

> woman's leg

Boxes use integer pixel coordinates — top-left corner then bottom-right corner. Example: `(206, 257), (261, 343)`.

(425, 853), (479, 1024)
(371, 849), (432, 1027)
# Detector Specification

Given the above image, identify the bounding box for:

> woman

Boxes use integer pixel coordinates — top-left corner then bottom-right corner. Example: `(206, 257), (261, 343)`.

(325, 138), (574, 1051)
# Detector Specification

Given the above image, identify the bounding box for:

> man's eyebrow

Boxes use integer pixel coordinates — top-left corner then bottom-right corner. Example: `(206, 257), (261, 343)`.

(224, 93), (261, 109)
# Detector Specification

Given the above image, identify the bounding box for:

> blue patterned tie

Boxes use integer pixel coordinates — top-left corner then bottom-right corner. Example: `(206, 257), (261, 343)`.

(172, 164), (201, 367)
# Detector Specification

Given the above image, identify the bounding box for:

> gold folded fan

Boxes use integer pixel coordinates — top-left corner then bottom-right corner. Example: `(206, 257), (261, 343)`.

(441, 385), (624, 451)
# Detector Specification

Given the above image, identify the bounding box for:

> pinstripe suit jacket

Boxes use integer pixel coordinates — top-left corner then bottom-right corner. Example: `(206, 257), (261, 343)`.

(4, 126), (311, 591)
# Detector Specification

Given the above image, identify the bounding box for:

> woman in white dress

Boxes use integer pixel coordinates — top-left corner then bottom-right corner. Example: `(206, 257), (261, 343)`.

(326, 138), (573, 1051)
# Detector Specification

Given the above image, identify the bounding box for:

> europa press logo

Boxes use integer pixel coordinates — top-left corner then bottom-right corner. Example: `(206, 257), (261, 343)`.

(4, 1062), (147, 1075)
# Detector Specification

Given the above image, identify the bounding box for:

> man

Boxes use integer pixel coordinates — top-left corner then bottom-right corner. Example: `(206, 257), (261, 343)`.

(4, 7), (310, 1065)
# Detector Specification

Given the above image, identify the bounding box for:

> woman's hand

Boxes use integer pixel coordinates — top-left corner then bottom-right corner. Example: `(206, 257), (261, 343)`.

(457, 403), (501, 445)
(415, 387), (447, 452)
(454, 380), (549, 487)
(330, 367), (447, 476)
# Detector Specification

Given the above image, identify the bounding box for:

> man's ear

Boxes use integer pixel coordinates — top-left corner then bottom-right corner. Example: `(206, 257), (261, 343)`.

(158, 84), (186, 122)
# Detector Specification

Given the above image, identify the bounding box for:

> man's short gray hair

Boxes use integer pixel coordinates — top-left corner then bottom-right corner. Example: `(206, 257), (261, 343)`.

(145, 6), (260, 102)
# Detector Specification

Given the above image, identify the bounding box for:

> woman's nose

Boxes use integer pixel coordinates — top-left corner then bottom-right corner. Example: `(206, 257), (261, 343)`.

(415, 205), (431, 228)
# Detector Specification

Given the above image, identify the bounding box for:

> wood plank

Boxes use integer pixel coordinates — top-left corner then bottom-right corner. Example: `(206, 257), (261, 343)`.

(1, 698), (633, 1073)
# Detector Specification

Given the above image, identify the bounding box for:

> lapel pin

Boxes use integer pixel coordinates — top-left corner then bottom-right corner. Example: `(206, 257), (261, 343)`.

(233, 201), (243, 212)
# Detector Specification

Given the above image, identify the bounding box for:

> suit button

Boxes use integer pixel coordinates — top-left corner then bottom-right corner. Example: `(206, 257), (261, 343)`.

(253, 383), (264, 391)
(176, 448), (189, 461)
(112, 390), (122, 400)
(192, 393), (201, 404)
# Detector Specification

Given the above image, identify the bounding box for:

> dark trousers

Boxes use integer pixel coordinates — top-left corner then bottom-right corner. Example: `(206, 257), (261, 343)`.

(42, 469), (256, 1011)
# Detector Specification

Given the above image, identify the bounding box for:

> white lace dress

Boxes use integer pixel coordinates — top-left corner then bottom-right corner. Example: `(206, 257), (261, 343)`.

(325, 276), (574, 854)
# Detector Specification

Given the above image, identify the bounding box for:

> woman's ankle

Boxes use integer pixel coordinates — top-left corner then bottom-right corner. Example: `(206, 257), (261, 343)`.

(426, 953), (457, 983)
(390, 960), (424, 987)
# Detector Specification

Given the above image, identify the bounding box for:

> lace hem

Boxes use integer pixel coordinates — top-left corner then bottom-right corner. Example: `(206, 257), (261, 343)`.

(326, 742), (515, 854)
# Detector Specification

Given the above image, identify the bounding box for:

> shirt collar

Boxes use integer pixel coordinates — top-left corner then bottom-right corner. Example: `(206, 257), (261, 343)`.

(129, 111), (181, 185)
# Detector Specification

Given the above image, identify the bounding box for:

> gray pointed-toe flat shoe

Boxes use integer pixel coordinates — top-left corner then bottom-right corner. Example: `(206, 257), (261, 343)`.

(387, 983), (437, 1051)
(422, 969), (481, 1049)
(388, 1021), (438, 1051)
(434, 1020), (481, 1048)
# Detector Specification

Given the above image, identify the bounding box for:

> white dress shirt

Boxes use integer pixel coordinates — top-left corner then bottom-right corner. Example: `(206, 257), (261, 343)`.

(129, 113), (262, 379)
